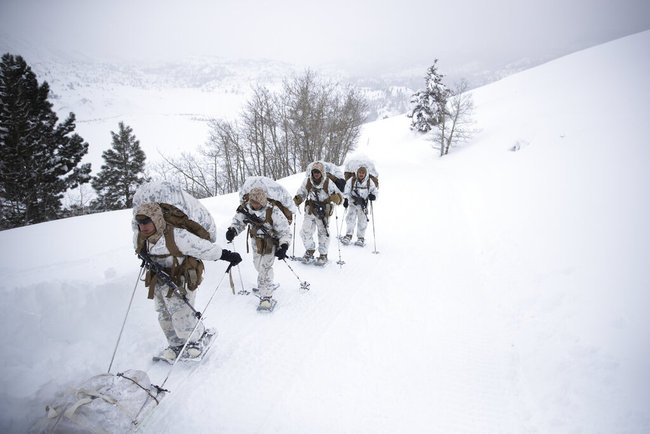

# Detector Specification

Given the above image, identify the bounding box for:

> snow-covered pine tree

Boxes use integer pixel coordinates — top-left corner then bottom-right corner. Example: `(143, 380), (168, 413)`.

(91, 122), (148, 211)
(408, 59), (451, 133)
(0, 53), (91, 229)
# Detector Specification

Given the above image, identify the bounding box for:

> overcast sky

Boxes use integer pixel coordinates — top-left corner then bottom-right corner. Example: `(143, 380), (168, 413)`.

(1, 0), (649, 72)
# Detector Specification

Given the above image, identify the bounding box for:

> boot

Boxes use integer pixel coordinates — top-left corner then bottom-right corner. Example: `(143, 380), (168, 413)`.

(316, 254), (328, 265)
(341, 234), (352, 245)
(160, 345), (181, 361)
(259, 297), (273, 310)
(302, 249), (315, 263)
(257, 296), (276, 312)
(184, 341), (202, 359)
(354, 238), (365, 247)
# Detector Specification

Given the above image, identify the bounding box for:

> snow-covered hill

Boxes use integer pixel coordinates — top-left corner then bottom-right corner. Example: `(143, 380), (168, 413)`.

(1, 30), (649, 433)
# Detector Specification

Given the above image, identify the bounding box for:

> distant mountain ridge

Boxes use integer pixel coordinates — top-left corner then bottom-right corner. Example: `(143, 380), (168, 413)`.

(0, 33), (548, 176)
(0, 33), (540, 124)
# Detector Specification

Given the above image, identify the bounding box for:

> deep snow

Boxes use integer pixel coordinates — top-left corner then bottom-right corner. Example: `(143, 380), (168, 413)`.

(1, 30), (649, 433)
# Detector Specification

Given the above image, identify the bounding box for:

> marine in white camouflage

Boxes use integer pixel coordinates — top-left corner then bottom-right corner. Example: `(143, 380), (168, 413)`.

(228, 186), (292, 301)
(132, 182), (240, 358)
(343, 164), (379, 245)
(293, 162), (343, 262)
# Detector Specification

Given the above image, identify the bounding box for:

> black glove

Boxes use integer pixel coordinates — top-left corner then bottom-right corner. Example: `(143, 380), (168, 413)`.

(275, 243), (289, 260)
(343, 198), (348, 208)
(225, 227), (237, 242)
(368, 193), (376, 201)
(220, 249), (242, 266)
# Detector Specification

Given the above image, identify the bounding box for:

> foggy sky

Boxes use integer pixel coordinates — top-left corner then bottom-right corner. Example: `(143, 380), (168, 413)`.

(1, 0), (649, 72)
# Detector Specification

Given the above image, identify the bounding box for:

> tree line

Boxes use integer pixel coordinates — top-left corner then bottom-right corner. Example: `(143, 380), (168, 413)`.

(157, 70), (368, 198)
(1, 52), (472, 230)
(0, 54), (368, 228)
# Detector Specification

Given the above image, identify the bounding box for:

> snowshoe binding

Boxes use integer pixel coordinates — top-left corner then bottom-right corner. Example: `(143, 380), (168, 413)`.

(153, 328), (217, 364)
(314, 254), (328, 266)
(257, 296), (277, 312)
(301, 250), (315, 264)
(354, 238), (365, 247)
(340, 234), (352, 246)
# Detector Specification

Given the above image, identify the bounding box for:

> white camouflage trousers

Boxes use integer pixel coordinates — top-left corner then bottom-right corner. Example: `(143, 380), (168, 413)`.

(300, 214), (330, 255)
(153, 284), (205, 347)
(345, 204), (369, 239)
(252, 243), (277, 298)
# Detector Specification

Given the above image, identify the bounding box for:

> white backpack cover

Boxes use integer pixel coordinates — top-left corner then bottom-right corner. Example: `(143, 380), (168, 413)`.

(344, 156), (379, 179)
(306, 161), (344, 180)
(31, 369), (164, 433)
(132, 181), (217, 242)
(240, 176), (297, 216)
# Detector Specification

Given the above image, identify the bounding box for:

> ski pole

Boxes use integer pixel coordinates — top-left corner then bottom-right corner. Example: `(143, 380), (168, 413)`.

(133, 263), (234, 425)
(334, 206), (345, 267)
(291, 218), (296, 260)
(370, 200), (379, 254)
(282, 259), (310, 290)
(107, 266), (143, 373)
(339, 204), (348, 235)
(230, 240), (246, 295)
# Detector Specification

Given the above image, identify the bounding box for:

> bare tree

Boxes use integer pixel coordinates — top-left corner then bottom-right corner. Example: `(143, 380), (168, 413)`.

(435, 79), (476, 156)
(154, 70), (368, 196)
(157, 151), (214, 198)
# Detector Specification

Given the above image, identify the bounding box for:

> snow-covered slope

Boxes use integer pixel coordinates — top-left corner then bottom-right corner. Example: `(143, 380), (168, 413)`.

(1, 30), (649, 433)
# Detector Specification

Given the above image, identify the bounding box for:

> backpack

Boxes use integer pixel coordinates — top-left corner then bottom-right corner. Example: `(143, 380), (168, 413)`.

(345, 171), (379, 189)
(306, 161), (346, 192)
(133, 182), (217, 298)
(344, 157), (379, 188)
(136, 203), (210, 299)
(241, 193), (293, 225)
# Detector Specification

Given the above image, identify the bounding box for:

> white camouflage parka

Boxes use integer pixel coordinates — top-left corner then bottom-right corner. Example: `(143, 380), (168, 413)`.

(229, 201), (292, 253)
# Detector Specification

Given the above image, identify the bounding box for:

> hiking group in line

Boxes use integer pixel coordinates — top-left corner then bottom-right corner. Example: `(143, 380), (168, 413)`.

(132, 160), (378, 362)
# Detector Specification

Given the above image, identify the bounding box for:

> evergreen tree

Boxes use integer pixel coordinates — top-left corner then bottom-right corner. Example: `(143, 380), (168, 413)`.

(91, 122), (147, 210)
(408, 59), (451, 133)
(0, 53), (91, 229)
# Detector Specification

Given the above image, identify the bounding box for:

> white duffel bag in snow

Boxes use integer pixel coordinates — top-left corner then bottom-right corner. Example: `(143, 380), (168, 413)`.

(132, 181), (217, 242)
(31, 369), (165, 433)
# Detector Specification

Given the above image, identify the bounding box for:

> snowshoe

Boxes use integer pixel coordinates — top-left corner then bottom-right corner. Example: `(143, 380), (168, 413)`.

(153, 328), (217, 364)
(314, 254), (328, 266)
(340, 235), (352, 246)
(153, 346), (182, 364)
(354, 238), (365, 247)
(257, 297), (277, 312)
(301, 250), (315, 264)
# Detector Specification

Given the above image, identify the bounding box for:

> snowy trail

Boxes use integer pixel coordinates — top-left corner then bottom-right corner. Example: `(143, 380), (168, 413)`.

(136, 144), (521, 433)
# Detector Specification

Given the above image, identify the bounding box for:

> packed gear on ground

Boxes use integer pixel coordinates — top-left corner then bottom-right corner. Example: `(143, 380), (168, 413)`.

(31, 370), (165, 433)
